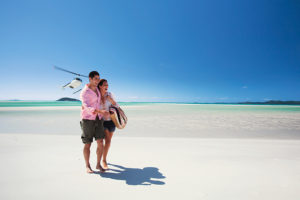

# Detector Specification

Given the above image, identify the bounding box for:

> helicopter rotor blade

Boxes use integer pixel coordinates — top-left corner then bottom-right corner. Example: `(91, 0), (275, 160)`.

(73, 88), (82, 94)
(54, 66), (88, 78)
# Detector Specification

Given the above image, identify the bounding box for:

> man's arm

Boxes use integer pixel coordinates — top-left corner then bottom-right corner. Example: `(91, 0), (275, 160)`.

(80, 90), (96, 115)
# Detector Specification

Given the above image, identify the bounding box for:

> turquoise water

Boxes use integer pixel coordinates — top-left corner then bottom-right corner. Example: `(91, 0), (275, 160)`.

(0, 101), (299, 138)
(0, 101), (159, 107)
(0, 101), (300, 112)
(0, 101), (82, 107)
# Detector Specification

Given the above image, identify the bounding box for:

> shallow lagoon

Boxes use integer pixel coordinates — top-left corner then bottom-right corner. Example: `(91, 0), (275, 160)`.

(0, 102), (299, 138)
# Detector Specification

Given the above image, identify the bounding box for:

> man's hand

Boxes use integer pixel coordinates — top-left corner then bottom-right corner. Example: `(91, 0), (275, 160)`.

(97, 110), (110, 118)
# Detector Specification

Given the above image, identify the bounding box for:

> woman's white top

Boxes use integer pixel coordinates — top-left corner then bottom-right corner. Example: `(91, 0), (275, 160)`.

(99, 92), (118, 121)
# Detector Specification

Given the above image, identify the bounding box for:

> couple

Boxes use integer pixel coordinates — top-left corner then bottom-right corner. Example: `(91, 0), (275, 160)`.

(80, 71), (118, 173)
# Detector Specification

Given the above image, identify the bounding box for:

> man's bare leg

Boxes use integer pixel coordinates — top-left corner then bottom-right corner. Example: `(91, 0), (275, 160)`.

(96, 139), (105, 172)
(83, 143), (93, 173)
(102, 130), (114, 169)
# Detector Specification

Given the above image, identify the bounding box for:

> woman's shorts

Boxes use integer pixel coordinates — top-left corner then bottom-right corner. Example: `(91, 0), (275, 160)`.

(103, 120), (116, 133)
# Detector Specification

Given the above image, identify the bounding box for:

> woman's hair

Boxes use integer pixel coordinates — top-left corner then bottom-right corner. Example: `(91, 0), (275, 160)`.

(98, 79), (108, 105)
(97, 79), (107, 90)
(98, 79), (107, 87)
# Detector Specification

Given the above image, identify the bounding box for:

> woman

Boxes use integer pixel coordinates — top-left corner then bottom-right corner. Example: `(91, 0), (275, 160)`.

(98, 79), (118, 170)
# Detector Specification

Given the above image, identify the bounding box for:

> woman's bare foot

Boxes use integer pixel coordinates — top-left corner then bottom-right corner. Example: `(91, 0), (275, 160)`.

(102, 160), (109, 170)
(86, 166), (93, 173)
(96, 164), (106, 173)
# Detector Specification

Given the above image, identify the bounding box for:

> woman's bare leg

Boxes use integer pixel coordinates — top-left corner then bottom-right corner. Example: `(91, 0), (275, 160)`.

(102, 129), (114, 169)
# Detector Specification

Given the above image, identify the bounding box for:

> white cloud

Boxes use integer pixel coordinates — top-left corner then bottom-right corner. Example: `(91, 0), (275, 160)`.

(217, 97), (229, 100)
(128, 96), (139, 99)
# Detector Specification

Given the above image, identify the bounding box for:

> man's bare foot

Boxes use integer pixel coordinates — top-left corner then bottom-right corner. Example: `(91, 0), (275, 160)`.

(96, 164), (105, 173)
(86, 166), (93, 173)
(102, 160), (109, 170)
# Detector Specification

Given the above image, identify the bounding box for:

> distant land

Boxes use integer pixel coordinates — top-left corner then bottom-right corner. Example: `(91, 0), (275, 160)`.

(56, 97), (80, 101)
(1, 99), (300, 105)
(237, 100), (300, 105)
(54, 99), (300, 105)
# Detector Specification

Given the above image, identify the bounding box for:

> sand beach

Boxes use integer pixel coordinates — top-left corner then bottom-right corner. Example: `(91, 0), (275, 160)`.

(0, 103), (300, 199)
(1, 0), (299, 199)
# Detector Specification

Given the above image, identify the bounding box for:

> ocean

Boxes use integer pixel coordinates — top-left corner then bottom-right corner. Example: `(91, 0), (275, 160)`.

(1, 101), (300, 111)
(0, 101), (299, 139)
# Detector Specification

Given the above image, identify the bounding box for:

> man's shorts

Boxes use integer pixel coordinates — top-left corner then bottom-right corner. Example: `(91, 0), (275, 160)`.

(80, 117), (105, 144)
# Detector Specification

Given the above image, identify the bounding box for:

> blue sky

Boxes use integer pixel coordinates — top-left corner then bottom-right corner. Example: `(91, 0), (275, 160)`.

(0, 0), (299, 102)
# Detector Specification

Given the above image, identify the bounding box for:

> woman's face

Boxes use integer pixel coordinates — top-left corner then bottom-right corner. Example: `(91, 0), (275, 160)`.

(100, 81), (109, 93)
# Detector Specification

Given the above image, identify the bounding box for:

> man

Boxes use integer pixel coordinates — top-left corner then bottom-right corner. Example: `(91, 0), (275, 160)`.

(80, 71), (109, 173)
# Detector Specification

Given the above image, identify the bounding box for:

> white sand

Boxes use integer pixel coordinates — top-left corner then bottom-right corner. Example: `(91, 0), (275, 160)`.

(0, 133), (300, 200)
(1, 104), (300, 199)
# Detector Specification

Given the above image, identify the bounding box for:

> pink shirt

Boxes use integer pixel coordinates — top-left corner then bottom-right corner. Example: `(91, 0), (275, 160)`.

(80, 84), (102, 120)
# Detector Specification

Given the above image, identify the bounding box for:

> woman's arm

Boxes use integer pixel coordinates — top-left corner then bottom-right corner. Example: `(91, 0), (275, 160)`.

(107, 95), (117, 106)
(107, 92), (118, 106)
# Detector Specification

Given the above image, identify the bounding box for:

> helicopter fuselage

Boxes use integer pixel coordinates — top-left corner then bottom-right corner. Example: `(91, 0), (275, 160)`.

(54, 66), (88, 91)
(63, 78), (82, 89)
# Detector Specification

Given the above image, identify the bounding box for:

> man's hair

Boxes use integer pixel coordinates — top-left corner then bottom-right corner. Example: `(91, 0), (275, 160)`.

(89, 71), (99, 78)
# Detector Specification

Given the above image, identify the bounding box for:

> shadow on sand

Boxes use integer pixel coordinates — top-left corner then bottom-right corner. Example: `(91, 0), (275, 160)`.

(96, 163), (166, 186)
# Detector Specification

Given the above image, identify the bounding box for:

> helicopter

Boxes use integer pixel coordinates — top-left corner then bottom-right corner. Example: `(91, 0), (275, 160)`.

(54, 66), (88, 94)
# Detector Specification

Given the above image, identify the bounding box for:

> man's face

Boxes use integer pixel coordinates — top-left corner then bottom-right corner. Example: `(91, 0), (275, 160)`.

(89, 75), (100, 87)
